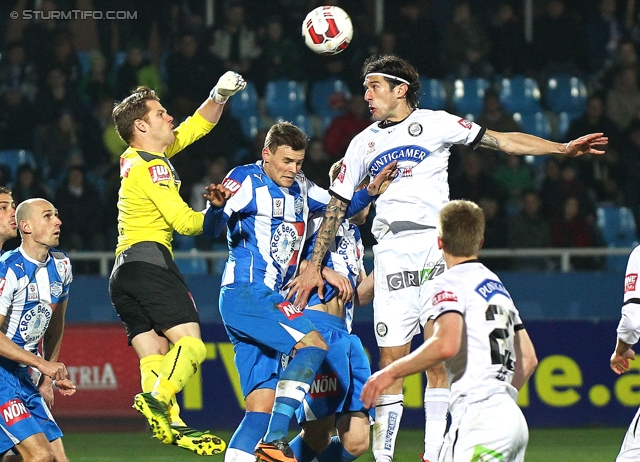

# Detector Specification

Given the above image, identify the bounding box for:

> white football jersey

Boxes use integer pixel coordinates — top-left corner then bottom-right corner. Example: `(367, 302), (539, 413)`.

(330, 109), (483, 241)
(429, 261), (523, 405)
(617, 245), (640, 344)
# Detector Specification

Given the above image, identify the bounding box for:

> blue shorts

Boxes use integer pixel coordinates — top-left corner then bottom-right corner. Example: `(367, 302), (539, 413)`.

(289, 310), (373, 424)
(219, 282), (318, 397)
(0, 366), (63, 452)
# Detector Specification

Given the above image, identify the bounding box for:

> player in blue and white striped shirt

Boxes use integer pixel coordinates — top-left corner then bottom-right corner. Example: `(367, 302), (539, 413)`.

(203, 122), (395, 462)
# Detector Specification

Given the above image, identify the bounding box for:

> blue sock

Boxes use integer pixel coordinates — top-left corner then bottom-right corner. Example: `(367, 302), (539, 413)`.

(264, 346), (327, 442)
(228, 411), (270, 454)
(316, 436), (357, 462)
(290, 434), (318, 462)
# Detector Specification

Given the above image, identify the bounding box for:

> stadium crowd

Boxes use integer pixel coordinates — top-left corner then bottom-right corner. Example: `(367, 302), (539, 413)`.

(0, 0), (638, 271)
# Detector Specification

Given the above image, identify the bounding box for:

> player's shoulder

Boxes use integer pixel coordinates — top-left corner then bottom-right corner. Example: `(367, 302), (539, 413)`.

(0, 249), (25, 278)
(49, 248), (70, 262)
(629, 244), (640, 263)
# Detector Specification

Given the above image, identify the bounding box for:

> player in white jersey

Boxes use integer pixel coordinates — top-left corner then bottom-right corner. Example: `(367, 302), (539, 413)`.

(202, 123), (395, 462)
(290, 54), (607, 462)
(361, 200), (538, 462)
(610, 245), (640, 461)
(0, 199), (76, 462)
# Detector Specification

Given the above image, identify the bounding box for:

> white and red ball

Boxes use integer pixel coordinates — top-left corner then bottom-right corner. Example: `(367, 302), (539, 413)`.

(302, 6), (353, 56)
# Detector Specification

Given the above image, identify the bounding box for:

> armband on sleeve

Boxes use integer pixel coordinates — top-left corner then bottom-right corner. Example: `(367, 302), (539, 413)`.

(345, 188), (374, 218)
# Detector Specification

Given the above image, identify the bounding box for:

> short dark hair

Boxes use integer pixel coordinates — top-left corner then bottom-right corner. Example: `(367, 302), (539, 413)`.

(112, 86), (160, 145)
(438, 200), (485, 257)
(0, 186), (12, 196)
(264, 122), (308, 153)
(361, 54), (421, 109)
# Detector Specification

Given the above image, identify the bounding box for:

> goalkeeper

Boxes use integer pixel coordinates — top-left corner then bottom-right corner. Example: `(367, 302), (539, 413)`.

(108, 72), (246, 456)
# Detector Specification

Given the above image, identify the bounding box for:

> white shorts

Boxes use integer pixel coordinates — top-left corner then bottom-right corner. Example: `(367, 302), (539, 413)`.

(372, 230), (445, 348)
(617, 407), (640, 461)
(440, 393), (528, 462)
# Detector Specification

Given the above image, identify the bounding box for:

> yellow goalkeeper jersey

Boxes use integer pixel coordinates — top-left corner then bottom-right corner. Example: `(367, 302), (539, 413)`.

(115, 111), (215, 257)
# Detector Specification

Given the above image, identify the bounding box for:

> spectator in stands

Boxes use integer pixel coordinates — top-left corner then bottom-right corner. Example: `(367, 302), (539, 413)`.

(0, 86), (36, 151)
(450, 148), (506, 206)
(254, 16), (303, 95)
(41, 30), (82, 91)
(443, 1), (493, 78)
(596, 39), (639, 92)
(78, 51), (114, 110)
(389, 1), (442, 78)
(299, 138), (335, 189)
(323, 93), (372, 159)
(531, 0), (585, 74)
(487, 1), (529, 76)
(33, 110), (83, 180)
(11, 164), (52, 205)
(583, 0), (622, 74)
(493, 154), (534, 212)
(606, 64), (640, 131)
(618, 118), (640, 234)
(114, 39), (164, 100)
(37, 67), (83, 124)
(81, 97), (123, 174)
(478, 88), (523, 132)
(55, 165), (105, 253)
(21, 0), (63, 71)
(166, 31), (223, 121)
(551, 196), (604, 270)
(566, 93), (621, 150)
(209, 1), (262, 81)
(478, 196), (509, 270)
(507, 190), (553, 270)
(0, 41), (38, 102)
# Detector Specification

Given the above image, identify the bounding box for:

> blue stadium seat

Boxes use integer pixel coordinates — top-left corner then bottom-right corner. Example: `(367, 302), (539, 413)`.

(310, 78), (351, 118)
(419, 78), (447, 110)
(265, 79), (307, 120)
(237, 114), (262, 140)
(230, 80), (259, 119)
(0, 149), (37, 181)
(597, 205), (639, 272)
(513, 112), (551, 139)
(556, 111), (581, 141)
(545, 74), (587, 114)
(451, 78), (490, 119)
(499, 76), (542, 114)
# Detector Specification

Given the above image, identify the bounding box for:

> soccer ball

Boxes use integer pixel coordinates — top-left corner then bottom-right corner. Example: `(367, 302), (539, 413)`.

(302, 6), (353, 56)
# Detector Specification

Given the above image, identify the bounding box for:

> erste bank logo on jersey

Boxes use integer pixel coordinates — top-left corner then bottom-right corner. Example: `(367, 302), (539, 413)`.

(270, 222), (305, 266)
(625, 273), (638, 293)
(0, 399), (30, 426)
(148, 165), (171, 183)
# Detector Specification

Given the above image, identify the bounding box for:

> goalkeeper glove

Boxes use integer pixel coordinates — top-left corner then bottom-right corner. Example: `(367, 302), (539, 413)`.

(210, 71), (247, 104)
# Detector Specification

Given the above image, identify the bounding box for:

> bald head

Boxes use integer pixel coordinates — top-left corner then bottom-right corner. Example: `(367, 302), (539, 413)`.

(16, 199), (56, 237)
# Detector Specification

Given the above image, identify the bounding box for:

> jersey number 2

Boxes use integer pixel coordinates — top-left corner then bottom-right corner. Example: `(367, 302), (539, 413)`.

(485, 304), (515, 371)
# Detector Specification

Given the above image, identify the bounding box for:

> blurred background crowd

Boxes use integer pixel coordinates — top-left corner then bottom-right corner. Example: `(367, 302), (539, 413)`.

(0, 0), (639, 273)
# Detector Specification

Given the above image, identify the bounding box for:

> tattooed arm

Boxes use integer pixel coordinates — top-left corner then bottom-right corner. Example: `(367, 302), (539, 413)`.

(288, 196), (348, 308)
(480, 130), (608, 157)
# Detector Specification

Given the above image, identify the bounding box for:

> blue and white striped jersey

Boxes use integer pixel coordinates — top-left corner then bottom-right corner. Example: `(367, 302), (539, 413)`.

(305, 214), (365, 333)
(0, 247), (72, 368)
(205, 161), (331, 292)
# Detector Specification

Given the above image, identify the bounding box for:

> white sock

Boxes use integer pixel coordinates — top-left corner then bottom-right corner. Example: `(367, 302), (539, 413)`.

(372, 394), (404, 462)
(224, 448), (256, 462)
(423, 388), (449, 461)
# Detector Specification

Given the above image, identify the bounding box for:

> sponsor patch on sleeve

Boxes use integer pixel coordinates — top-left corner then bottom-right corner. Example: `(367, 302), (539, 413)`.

(457, 118), (473, 129)
(0, 278), (6, 296)
(222, 177), (242, 195)
(432, 290), (458, 306)
(337, 163), (347, 182)
(625, 273), (638, 293)
(148, 165), (171, 183)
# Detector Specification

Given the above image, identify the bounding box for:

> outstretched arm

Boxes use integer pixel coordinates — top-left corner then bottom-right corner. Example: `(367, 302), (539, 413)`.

(197, 71), (247, 124)
(288, 196), (348, 308)
(480, 130), (607, 157)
